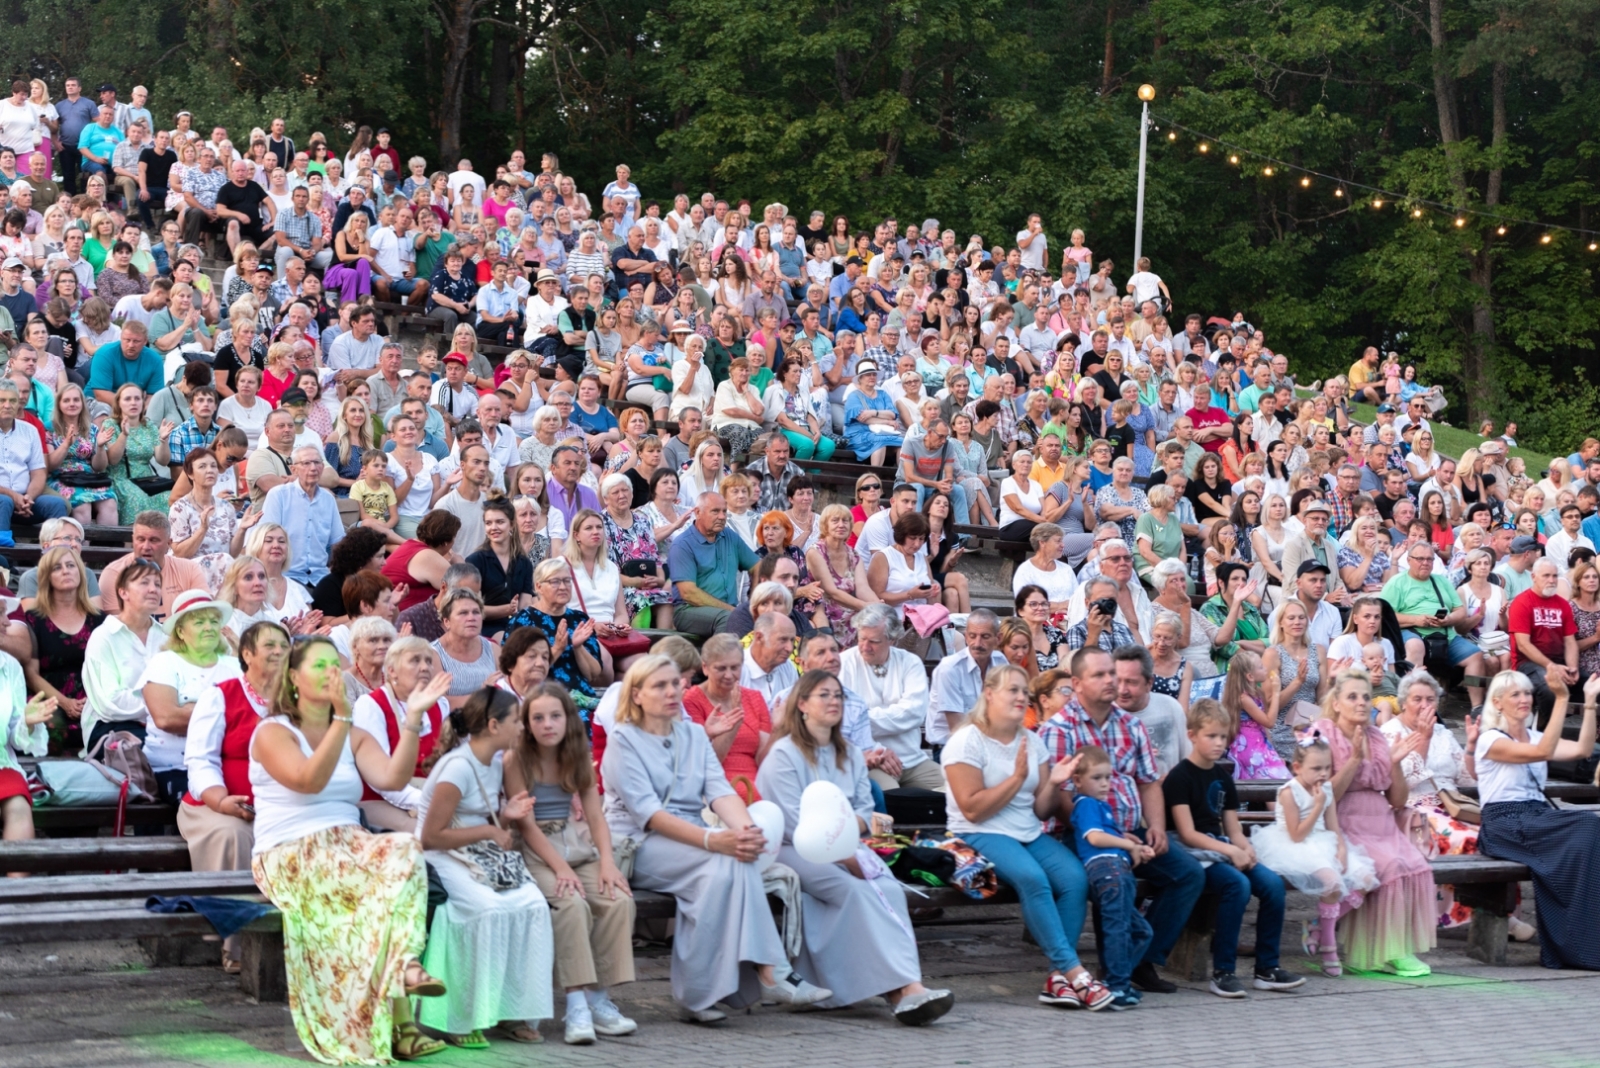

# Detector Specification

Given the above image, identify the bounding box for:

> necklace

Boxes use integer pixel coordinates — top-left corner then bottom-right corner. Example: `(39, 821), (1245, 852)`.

(870, 659), (890, 679)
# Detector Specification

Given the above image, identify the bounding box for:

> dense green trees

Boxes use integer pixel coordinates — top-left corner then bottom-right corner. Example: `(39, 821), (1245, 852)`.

(5, 0), (1597, 449)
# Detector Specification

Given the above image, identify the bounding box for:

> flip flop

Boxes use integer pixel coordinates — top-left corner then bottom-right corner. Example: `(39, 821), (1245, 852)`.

(443, 1030), (489, 1050)
(493, 1022), (544, 1044)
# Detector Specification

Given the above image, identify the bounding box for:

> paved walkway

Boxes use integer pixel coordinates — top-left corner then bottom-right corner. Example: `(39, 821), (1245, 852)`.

(0, 906), (1592, 1068)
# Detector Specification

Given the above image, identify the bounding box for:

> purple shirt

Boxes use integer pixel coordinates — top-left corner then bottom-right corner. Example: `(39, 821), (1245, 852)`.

(548, 479), (600, 527)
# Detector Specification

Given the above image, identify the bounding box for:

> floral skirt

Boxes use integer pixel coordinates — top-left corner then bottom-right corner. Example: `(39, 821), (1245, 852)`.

(252, 824), (428, 1065)
(622, 579), (679, 619)
(1410, 796), (1482, 929)
(1228, 718), (1289, 781)
(47, 476), (114, 509)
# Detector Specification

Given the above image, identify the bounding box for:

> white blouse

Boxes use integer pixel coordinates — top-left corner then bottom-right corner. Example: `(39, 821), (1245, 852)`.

(571, 556), (622, 624)
(999, 476), (1042, 527)
(1380, 718), (1469, 800)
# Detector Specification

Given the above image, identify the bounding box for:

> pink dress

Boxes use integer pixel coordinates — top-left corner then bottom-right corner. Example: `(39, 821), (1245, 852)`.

(1313, 718), (1437, 970)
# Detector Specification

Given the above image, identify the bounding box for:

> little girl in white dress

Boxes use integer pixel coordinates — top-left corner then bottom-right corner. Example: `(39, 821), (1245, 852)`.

(1251, 735), (1379, 976)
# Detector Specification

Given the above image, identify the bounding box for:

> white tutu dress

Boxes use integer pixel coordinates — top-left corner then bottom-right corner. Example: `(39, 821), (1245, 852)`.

(1252, 779), (1380, 897)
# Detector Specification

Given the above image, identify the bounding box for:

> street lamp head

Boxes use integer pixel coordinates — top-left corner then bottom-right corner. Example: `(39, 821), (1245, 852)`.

(1137, 84), (1156, 102)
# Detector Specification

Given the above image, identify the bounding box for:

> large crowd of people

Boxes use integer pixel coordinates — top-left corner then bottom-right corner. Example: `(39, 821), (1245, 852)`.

(2, 81), (1600, 1064)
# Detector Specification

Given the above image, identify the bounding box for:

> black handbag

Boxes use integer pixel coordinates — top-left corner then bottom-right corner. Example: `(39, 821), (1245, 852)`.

(619, 558), (656, 579)
(57, 469), (112, 489)
(125, 452), (175, 496)
(1420, 575), (1452, 665)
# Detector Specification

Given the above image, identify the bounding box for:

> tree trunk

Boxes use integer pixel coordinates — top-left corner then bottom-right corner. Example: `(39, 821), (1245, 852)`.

(513, 36), (528, 151)
(1463, 61), (1507, 425)
(437, 0), (482, 162)
(489, 23), (511, 114)
(1102, 1), (1117, 96)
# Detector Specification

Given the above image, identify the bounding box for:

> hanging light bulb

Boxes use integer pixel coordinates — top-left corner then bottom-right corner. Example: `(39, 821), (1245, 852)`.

(1372, 198), (1384, 209)
(1496, 225), (1507, 235)
(1229, 154), (1239, 165)
(1454, 217), (1466, 227)
(1334, 187), (1344, 198)
(1411, 207), (1424, 218)
(1198, 143), (1209, 153)
(1262, 166), (1274, 176)
(1300, 176), (1311, 188)
(1541, 233), (1552, 244)
(1167, 131), (1177, 142)
(1590, 242), (1598, 251)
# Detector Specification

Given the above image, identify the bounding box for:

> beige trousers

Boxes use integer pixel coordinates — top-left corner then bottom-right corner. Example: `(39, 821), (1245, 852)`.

(869, 756), (947, 792)
(177, 801), (254, 962)
(520, 846), (637, 990)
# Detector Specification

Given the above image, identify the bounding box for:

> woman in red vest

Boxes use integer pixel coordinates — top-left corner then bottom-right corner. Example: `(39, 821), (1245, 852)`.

(177, 619), (291, 974)
(350, 635), (451, 832)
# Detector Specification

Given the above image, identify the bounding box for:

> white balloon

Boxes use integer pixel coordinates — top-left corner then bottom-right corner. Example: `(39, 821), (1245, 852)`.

(745, 800), (785, 873)
(792, 781), (857, 865)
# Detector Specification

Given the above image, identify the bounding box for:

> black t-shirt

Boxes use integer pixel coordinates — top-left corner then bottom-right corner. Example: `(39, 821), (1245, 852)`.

(1092, 368), (1128, 399)
(215, 180), (270, 231)
(1162, 758), (1237, 840)
(1104, 421), (1136, 461)
(310, 572), (346, 617)
(138, 147), (177, 189)
(212, 342), (264, 385)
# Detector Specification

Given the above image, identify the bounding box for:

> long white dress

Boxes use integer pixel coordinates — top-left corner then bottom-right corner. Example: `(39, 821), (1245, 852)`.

(416, 745), (554, 1033)
(755, 737), (921, 1006)
(1252, 779), (1380, 898)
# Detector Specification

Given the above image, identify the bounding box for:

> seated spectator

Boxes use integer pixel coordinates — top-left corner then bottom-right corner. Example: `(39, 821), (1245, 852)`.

(168, 448), (245, 593)
(0, 378), (68, 543)
(242, 521), (315, 620)
(45, 382), (117, 527)
(1037, 646), (1205, 996)
(680, 632), (773, 803)
(0, 652), (50, 843)
(1476, 670), (1600, 968)
(140, 588), (240, 803)
(756, 669), (954, 1024)
(667, 491), (760, 637)
(843, 365), (903, 465)
(14, 517), (102, 612)
(21, 545), (104, 755)
(565, 506), (645, 681)
(617, 649), (828, 1026)
(85, 319), (164, 408)
(382, 510), (462, 613)
(99, 509), (209, 617)
(1012, 523), (1078, 611)
(508, 559), (603, 710)
(1382, 541), (1487, 708)
(1508, 558), (1581, 728)
(307, 525), (391, 621)
(838, 603), (938, 790)
(945, 663), (1110, 1010)
(465, 498), (534, 635)
(179, 619), (289, 973)
(430, 586), (501, 704)
(260, 445), (341, 586)
(865, 511), (942, 617)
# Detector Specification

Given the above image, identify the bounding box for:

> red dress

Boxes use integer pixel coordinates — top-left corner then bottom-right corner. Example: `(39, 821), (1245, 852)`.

(382, 540), (436, 611)
(683, 685), (771, 803)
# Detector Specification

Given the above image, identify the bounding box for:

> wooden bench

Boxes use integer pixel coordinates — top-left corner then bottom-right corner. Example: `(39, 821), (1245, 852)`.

(32, 803), (178, 833)
(4, 543), (129, 569)
(0, 836), (191, 874)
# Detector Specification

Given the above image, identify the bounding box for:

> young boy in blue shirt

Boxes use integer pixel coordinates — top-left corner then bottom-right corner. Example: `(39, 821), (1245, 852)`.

(1162, 699), (1307, 998)
(1071, 744), (1155, 1010)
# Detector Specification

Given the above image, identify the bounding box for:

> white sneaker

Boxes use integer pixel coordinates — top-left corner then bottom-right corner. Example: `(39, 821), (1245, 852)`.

(760, 972), (832, 1007)
(1508, 916), (1537, 942)
(588, 993), (638, 1036)
(563, 1005), (596, 1045)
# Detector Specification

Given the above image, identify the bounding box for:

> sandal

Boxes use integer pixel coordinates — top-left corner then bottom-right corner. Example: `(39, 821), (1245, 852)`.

(393, 1022), (445, 1061)
(443, 1030), (489, 1050)
(403, 962), (448, 998)
(493, 1021), (544, 1044)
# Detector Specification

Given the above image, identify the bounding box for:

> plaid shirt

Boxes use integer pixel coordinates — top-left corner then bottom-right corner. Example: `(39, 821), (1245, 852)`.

(1062, 619), (1136, 653)
(746, 456), (804, 512)
(1036, 699), (1159, 836)
(274, 206), (323, 251)
(168, 418), (218, 466)
(1329, 491), (1358, 537)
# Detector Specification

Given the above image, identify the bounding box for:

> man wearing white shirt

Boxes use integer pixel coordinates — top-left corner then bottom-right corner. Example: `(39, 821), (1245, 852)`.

(1014, 214), (1048, 270)
(838, 604), (940, 790)
(1267, 561), (1344, 651)
(1064, 540), (1152, 642)
(740, 613), (800, 713)
(1546, 505), (1595, 567)
(1112, 646), (1191, 778)
(522, 268), (569, 357)
(857, 483), (923, 560)
(445, 158), (485, 210)
(927, 611), (1005, 749)
(474, 394), (520, 478)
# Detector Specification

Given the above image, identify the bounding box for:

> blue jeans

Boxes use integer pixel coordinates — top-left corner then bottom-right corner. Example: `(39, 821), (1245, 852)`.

(965, 831), (1089, 972)
(1205, 861), (1286, 974)
(1085, 854), (1152, 991)
(1131, 831), (1206, 966)
(0, 491), (68, 534)
(914, 480), (971, 525)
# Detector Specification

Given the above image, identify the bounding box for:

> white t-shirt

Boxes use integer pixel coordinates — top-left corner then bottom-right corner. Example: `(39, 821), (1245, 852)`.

(113, 294), (155, 327)
(417, 745), (503, 842)
(446, 169), (486, 207)
(368, 225), (406, 278)
(1012, 558), (1077, 603)
(1127, 271), (1164, 305)
(137, 652), (242, 773)
(999, 476), (1042, 527)
(1474, 727), (1548, 805)
(218, 394), (269, 450)
(941, 724), (1048, 842)
(1326, 633), (1396, 667)
(1015, 229), (1048, 270)
(388, 451), (440, 517)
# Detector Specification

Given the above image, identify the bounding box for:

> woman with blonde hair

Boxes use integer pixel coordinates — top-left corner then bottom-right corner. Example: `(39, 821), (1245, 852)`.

(46, 382), (117, 525)
(245, 521), (315, 619)
(320, 396), (374, 494)
(82, 210), (117, 273)
(600, 654), (829, 1022)
(325, 211), (375, 305)
(105, 382), (174, 523)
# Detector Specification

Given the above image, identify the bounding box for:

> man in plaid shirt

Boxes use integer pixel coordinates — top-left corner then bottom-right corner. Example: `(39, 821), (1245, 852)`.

(1036, 646), (1204, 995)
(167, 386), (220, 469)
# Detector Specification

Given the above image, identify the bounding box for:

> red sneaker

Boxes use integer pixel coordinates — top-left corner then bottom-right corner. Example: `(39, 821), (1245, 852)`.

(1070, 972), (1114, 1011)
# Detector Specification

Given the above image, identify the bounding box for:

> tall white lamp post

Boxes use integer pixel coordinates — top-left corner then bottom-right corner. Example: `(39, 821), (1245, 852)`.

(1133, 83), (1155, 266)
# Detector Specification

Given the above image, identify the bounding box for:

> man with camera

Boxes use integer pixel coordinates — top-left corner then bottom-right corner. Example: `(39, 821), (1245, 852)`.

(1381, 541), (1488, 708)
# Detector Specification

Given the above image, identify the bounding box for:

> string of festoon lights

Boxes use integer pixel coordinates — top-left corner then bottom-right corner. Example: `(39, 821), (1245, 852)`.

(1151, 114), (1600, 251)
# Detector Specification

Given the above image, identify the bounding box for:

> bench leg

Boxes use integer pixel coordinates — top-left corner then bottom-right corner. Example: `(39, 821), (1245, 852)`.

(238, 930), (288, 1002)
(1456, 881), (1516, 966)
(1165, 895), (1218, 983)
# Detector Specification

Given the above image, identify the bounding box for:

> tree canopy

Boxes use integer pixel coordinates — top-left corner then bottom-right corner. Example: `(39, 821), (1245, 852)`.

(8, 0), (1599, 451)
